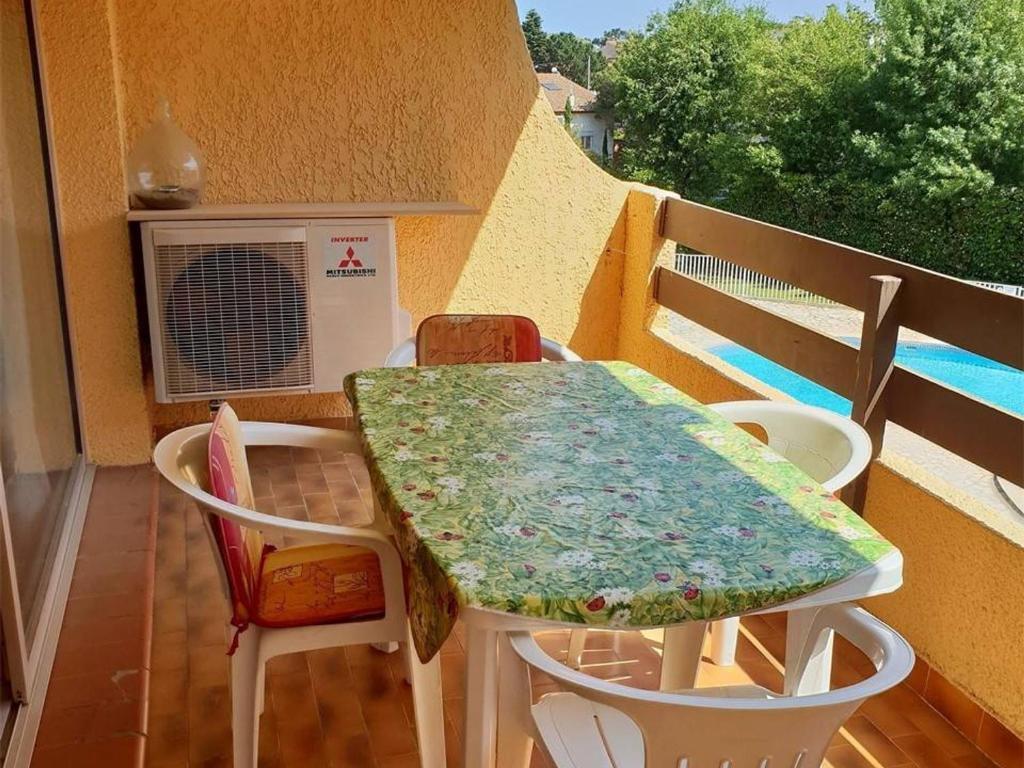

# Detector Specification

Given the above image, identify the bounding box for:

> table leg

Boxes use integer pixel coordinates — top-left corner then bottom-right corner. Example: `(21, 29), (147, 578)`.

(464, 624), (499, 768)
(406, 626), (446, 768)
(785, 607), (834, 695)
(496, 632), (535, 768)
(659, 622), (708, 691)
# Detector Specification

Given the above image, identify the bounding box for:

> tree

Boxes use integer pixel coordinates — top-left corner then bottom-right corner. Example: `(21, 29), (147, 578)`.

(600, 0), (770, 198)
(522, 10), (550, 69)
(546, 32), (604, 85)
(750, 6), (875, 177)
(521, 9), (604, 85)
(852, 0), (1024, 198)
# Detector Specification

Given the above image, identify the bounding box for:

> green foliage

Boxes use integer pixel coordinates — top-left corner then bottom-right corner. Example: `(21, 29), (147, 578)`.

(597, 0), (1024, 281)
(521, 9), (604, 85)
(602, 0), (770, 198)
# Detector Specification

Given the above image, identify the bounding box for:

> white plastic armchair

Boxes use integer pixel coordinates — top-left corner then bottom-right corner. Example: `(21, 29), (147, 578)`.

(153, 422), (445, 768)
(384, 335), (581, 367)
(709, 400), (873, 494)
(509, 605), (913, 768)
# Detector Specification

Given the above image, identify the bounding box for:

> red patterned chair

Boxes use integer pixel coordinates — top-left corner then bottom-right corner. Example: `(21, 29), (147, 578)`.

(153, 404), (445, 768)
(384, 313), (581, 366)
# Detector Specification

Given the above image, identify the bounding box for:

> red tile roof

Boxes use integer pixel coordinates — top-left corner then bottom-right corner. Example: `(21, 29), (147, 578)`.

(537, 72), (598, 114)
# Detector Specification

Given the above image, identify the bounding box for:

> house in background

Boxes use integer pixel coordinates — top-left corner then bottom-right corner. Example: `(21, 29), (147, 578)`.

(537, 71), (612, 159)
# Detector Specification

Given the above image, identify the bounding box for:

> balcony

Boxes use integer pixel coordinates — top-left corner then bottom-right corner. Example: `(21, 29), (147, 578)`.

(4, 1), (1022, 767)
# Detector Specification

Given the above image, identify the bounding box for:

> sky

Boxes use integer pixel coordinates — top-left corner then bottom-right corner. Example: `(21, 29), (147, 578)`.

(519, 0), (873, 38)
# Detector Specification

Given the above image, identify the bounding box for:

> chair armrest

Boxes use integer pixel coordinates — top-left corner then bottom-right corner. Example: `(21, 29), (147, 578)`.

(239, 421), (362, 454)
(385, 338), (417, 367)
(541, 337), (582, 362)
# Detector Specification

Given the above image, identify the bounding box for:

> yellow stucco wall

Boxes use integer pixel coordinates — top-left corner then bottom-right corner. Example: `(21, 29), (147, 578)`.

(34, 0), (628, 462)
(614, 187), (1024, 736)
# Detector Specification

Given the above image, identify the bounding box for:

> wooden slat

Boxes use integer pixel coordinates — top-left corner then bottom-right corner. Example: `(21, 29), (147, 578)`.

(654, 268), (858, 396)
(887, 368), (1024, 486)
(654, 266), (1024, 485)
(661, 198), (1024, 370)
(845, 276), (902, 512)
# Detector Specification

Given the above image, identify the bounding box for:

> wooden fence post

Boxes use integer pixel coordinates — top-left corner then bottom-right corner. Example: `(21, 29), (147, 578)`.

(843, 275), (903, 513)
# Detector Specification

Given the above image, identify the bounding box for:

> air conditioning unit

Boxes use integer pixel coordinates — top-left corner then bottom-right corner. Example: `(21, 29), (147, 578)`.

(139, 218), (402, 403)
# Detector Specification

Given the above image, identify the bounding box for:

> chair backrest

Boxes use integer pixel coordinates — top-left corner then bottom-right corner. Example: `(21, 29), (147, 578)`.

(510, 605), (914, 768)
(710, 400), (872, 493)
(205, 403), (268, 629)
(415, 313), (543, 365)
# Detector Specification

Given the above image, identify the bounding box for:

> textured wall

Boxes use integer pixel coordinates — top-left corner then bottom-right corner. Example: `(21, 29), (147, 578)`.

(35, 0), (629, 461)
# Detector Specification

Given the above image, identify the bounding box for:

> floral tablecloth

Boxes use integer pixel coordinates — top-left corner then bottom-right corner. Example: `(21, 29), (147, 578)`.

(344, 361), (895, 662)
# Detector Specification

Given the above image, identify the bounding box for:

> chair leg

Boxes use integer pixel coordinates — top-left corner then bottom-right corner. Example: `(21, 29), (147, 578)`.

(230, 628), (264, 768)
(406, 625), (446, 768)
(707, 617), (739, 666)
(566, 629), (587, 669)
(659, 622), (708, 691)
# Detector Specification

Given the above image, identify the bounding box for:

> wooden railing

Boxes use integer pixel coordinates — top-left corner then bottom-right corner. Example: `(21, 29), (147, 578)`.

(654, 197), (1024, 508)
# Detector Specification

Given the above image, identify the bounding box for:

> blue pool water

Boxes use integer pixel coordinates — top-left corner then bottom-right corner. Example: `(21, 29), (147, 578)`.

(710, 340), (1024, 416)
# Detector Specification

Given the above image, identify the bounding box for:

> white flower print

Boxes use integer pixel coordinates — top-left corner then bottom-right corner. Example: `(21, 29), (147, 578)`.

(436, 476), (465, 494)
(713, 525), (743, 538)
(389, 394), (410, 405)
(555, 550), (604, 569)
(394, 447), (415, 462)
(502, 412), (528, 424)
(836, 524), (870, 541)
(420, 369), (440, 382)
(688, 559), (727, 587)
(484, 367), (507, 376)
(473, 452), (498, 462)
(788, 550), (823, 567)
(496, 523), (523, 537)
(427, 416), (449, 431)
(602, 587), (635, 605)
(608, 608), (632, 627)
(450, 561), (485, 588)
(578, 452), (600, 465)
(355, 376), (375, 387)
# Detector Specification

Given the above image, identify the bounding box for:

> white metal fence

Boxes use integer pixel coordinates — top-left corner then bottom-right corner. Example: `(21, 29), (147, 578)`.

(674, 250), (1024, 305)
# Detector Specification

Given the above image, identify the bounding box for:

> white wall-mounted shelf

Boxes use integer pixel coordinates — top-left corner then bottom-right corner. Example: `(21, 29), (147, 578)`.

(126, 200), (478, 222)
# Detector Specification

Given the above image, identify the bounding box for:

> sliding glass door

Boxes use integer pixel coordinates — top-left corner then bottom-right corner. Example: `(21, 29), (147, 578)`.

(0, 0), (82, 726)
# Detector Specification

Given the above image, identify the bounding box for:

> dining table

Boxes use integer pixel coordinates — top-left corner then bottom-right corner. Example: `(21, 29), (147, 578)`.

(344, 360), (903, 768)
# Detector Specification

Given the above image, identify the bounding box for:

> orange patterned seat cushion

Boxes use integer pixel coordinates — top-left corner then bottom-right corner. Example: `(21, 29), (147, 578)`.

(253, 542), (386, 628)
(415, 314), (542, 365)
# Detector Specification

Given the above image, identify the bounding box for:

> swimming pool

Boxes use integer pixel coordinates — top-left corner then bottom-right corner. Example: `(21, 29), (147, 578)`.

(710, 340), (1024, 416)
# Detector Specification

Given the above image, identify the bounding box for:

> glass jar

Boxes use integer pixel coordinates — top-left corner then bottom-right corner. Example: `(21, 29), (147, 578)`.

(126, 98), (204, 209)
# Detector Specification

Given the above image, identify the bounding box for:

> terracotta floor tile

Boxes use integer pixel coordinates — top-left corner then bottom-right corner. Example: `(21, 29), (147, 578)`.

(894, 732), (970, 768)
(978, 713), (1024, 768)
(34, 704), (96, 749)
(51, 638), (147, 680)
(926, 669), (985, 741)
(31, 734), (142, 768)
(837, 715), (916, 767)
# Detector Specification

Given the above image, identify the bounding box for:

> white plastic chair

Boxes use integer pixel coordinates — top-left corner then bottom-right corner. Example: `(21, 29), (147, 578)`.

(567, 399), (873, 673)
(509, 605), (913, 768)
(153, 422), (445, 768)
(385, 335), (580, 366)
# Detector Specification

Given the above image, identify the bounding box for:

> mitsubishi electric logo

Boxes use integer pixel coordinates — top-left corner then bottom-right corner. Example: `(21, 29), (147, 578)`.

(325, 234), (376, 278)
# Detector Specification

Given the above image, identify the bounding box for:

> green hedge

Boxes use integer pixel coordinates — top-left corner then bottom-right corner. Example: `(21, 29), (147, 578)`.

(717, 175), (1024, 284)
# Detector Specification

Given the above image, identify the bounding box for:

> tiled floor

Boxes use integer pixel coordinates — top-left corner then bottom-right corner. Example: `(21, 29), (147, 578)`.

(146, 445), (1012, 768)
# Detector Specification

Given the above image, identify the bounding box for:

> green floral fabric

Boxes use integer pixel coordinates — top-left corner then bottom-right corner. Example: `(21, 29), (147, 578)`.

(344, 361), (895, 662)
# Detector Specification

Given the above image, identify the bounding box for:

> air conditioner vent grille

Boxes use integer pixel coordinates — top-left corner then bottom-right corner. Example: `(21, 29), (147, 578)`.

(154, 241), (312, 397)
